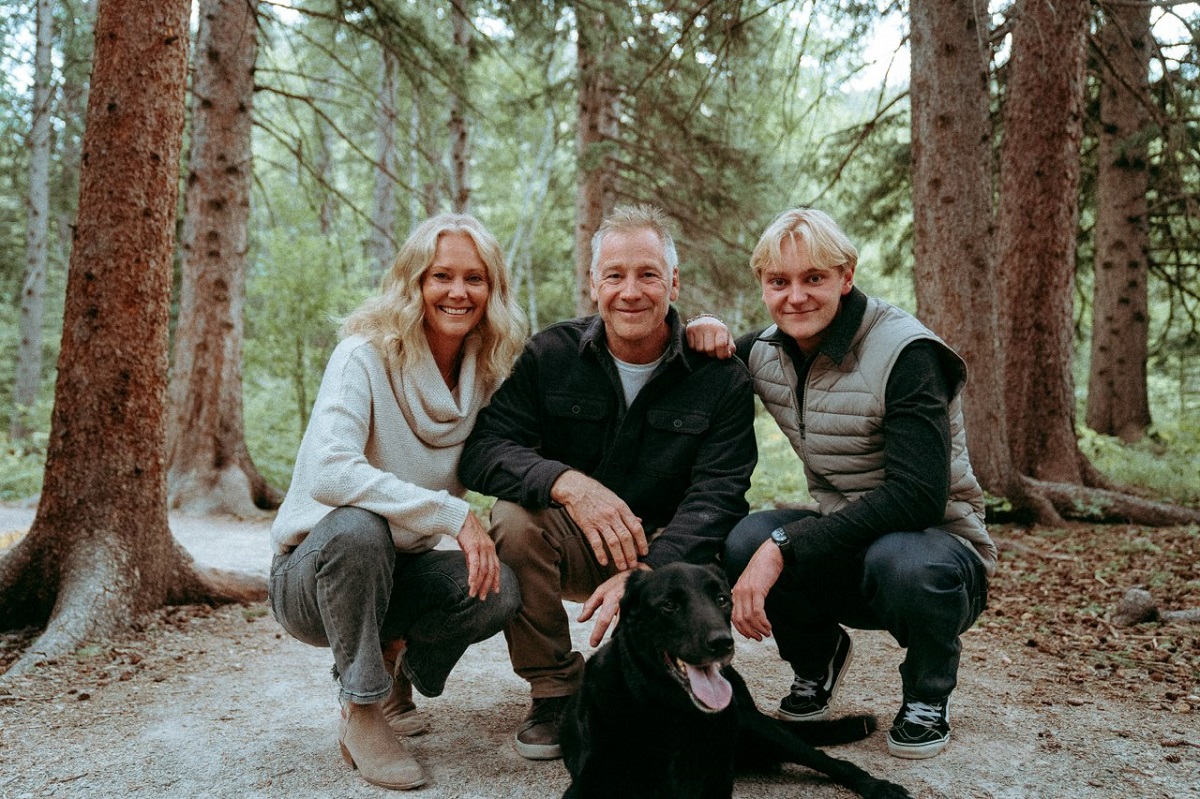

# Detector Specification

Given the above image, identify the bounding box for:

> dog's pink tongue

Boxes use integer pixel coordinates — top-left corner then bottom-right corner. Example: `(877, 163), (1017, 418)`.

(685, 663), (733, 711)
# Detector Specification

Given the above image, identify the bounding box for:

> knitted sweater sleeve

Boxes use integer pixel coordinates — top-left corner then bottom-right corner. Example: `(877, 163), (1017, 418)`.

(302, 343), (470, 545)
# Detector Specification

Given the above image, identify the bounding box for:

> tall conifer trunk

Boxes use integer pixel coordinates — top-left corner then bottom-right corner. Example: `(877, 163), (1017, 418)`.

(1087, 3), (1153, 443)
(166, 0), (279, 515)
(997, 0), (1094, 485)
(0, 0), (262, 678)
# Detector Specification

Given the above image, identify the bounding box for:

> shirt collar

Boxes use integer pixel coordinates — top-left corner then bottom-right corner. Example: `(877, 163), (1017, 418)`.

(580, 306), (690, 370)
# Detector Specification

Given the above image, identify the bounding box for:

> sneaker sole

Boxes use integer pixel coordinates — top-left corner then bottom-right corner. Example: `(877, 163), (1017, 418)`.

(776, 634), (855, 723)
(887, 736), (949, 759)
(776, 705), (833, 722)
(513, 735), (563, 760)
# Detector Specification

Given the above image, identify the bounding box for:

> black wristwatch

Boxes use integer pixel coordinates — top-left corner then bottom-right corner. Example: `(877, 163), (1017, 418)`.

(769, 527), (791, 554)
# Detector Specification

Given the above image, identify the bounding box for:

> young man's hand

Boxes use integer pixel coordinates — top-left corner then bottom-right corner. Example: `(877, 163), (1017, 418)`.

(731, 539), (785, 640)
(685, 315), (735, 359)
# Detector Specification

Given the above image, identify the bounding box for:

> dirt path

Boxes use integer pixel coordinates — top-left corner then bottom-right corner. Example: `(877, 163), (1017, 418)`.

(0, 510), (1197, 798)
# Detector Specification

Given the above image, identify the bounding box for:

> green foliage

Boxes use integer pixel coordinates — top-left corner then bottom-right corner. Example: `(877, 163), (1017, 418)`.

(1078, 419), (1200, 508)
(0, 435), (45, 501)
(745, 407), (812, 512)
(243, 224), (368, 492)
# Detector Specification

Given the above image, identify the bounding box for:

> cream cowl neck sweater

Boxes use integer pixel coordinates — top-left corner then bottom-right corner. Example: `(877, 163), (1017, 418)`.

(271, 333), (495, 555)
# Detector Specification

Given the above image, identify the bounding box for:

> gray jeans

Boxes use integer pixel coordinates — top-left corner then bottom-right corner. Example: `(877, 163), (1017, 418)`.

(268, 506), (520, 704)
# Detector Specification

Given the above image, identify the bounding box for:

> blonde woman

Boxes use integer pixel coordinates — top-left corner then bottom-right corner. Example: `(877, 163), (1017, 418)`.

(269, 213), (526, 790)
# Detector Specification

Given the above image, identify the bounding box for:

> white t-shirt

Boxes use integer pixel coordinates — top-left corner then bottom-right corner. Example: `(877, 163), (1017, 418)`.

(612, 351), (667, 406)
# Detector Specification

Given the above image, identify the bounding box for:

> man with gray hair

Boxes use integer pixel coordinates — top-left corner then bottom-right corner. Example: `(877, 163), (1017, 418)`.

(460, 204), (757, 760)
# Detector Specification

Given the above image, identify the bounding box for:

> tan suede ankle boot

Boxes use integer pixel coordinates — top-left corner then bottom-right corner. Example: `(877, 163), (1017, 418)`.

(338, 701), (427, 790)
(381, 640), (429, 737)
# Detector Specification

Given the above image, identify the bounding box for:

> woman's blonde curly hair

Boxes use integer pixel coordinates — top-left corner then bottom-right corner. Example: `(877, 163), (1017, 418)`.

(341, 213), (527, 386)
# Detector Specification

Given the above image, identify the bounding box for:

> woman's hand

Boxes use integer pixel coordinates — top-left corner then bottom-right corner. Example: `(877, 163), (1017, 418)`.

(457, 511), (501, 600)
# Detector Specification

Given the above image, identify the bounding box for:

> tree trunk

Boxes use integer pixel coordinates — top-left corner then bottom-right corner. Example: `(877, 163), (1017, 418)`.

(1086, 2), (1153, 443)
(166, 0), (280, 516)
(910, 0), (1031, 506)
(408, 96), (425, 227)
(448, 0), (471, 213)
(370, 47), (399, 277)
(0, 0), (262, 678)
(574, 5), (618, 316)
(11, 0), (54, 444)
(52, 0), (97, 285)
(508, 106), (557, 333)
(996, 0), (1093, 485)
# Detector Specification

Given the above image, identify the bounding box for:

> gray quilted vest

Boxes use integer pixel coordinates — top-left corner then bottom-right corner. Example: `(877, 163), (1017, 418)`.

(747, 296), (997, 574)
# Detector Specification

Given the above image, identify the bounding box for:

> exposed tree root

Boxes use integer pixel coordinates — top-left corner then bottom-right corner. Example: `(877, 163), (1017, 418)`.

(166, 540), (267, 605)
(1, 539), (266, 682)
(168, 460), (281, 518)
(1030, 479), (1200, 525)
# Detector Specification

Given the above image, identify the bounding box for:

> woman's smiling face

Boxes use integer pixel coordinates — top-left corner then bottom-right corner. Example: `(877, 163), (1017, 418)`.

(421, 231), (490, 348)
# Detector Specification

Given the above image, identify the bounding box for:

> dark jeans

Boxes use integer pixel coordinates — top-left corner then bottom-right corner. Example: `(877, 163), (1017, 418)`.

(268, 506), (521, 704)
(724, 508), (988, 701)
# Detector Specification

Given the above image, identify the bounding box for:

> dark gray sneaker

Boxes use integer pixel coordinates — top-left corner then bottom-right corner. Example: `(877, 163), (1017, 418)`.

(514, 696), (570, 760)
(777, 628), (854, 721)
(887, 696), (951, 759)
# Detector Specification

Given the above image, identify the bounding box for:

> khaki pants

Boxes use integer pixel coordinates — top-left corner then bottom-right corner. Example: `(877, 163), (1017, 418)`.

(489, 500), (619, 698)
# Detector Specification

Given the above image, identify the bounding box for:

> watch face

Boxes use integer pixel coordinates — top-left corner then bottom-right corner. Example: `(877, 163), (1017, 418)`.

(771, 528), (789, 546)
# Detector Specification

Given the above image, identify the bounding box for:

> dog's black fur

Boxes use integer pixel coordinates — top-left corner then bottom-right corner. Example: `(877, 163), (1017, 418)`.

(560, 562), (912, 799)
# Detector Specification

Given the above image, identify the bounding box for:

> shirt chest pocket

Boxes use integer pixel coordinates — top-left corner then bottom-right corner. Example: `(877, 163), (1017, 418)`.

(641, 408), (711, 476)
(545, 393), (610, 468)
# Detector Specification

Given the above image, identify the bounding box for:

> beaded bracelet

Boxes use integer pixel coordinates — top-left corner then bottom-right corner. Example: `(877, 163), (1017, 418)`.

(685, 312), (725, 326)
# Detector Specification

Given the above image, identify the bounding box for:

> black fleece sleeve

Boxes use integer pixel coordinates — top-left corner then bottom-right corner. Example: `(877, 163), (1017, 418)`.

(781, 340), (952, 565)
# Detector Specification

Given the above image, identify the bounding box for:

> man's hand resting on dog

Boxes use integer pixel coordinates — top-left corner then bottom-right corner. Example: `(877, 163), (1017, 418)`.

(578, 567), (650, 647)
(551, 470), (648, 570)
(731, 539), (785, 641)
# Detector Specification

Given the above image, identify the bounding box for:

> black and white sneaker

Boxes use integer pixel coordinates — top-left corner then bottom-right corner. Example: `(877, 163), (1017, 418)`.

(887, 696), (951, 759)
(777, 628), (854, 721)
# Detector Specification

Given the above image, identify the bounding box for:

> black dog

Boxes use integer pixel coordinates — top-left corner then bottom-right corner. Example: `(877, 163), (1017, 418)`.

(560, 562), (912, 799)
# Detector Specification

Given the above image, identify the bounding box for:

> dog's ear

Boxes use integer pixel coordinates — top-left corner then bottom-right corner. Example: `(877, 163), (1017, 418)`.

(703, 562), (730, 593)
(619, 568), (650, 618)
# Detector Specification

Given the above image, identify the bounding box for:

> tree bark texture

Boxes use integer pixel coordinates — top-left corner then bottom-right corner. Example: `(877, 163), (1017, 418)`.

(1086, 2), (1153, 443)
(574, 6), (618, 316)
(996, 0), (1092, 484)
(0, 0), (267, 677)
(166, 0), (279, 516)
(370, 47), (399, 277)
(11, 0), (55, 443)
(910, 0), (1025, 501)
(448, 0), (471, 213)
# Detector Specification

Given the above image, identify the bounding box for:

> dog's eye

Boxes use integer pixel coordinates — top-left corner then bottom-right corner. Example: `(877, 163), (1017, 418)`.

(715, 594), (731, 607)
(660, 599), (679, 613)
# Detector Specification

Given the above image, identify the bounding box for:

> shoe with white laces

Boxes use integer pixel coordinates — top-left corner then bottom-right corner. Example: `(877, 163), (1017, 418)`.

(887, 695), (951, 759)
(777, 628), (854, 722)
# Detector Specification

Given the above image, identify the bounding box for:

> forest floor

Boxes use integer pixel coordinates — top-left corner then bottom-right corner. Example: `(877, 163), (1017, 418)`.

(0, 505), (1197, 799)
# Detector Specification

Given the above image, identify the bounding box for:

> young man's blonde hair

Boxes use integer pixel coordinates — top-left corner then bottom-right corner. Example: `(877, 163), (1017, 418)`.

(590, 204), (679, 281)
(341, 213), (527, 385)
(750, 207), (858, 279)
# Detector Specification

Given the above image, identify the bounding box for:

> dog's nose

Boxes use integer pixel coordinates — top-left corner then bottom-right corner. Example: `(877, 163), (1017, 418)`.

(707, 633), (734, 657)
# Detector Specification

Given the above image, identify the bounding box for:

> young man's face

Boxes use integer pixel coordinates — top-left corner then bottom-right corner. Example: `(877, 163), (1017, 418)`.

(759, 236), (854, 355)
(590, 227), (680, 363)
